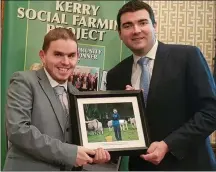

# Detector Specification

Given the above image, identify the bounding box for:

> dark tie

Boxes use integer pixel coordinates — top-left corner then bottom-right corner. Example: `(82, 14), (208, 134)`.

(54, 86), (69, 115)
(137, 57), (151, 104)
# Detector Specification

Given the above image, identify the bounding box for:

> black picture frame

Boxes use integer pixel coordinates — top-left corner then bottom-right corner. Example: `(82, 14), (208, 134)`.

(69, 90), (150, 156)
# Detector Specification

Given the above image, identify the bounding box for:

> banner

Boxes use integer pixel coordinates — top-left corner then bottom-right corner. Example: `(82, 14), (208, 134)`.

(1, 0), (131, 170)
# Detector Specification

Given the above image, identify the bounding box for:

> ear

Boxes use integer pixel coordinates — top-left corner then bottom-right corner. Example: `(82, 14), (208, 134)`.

(39, 50), (45, 64)
(76, 52), (80, 65)
(118, 29), (122, 40)
(77, 51), (80, 59)
(153, 22), (157, 33)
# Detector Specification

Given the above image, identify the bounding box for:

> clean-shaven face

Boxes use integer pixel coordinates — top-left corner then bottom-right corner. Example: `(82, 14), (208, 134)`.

(119, 9), (157, 56)
(40, 39), (78, 84)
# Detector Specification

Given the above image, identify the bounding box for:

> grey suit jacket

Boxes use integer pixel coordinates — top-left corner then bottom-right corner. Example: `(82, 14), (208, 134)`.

(4, 68), (79, 171)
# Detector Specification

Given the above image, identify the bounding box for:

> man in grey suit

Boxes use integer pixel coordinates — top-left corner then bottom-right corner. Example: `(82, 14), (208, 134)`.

(4, 28), (110, 171)
(106, 0), (216, 170)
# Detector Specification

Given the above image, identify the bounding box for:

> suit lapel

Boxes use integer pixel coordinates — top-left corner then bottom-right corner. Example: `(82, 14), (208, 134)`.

(147, 42), (170, 104)
(36, 69), (65, 132)
(123, 56), (134, 87)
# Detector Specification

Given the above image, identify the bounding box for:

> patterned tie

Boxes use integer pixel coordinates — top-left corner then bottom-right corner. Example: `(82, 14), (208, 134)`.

(137, 57), (151, 104)
(54, 86), (69, 115)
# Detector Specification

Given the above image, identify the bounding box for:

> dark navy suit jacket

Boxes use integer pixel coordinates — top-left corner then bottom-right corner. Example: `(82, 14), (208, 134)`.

(107, 42), (216, 170)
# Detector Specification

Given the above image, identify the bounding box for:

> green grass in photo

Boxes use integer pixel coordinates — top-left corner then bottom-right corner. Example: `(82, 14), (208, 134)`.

(87, 124), (139, 142)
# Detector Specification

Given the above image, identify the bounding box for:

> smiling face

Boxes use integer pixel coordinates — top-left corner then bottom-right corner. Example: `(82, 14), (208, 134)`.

(119, 9), (157, 57)
(39, 39), (78, 84)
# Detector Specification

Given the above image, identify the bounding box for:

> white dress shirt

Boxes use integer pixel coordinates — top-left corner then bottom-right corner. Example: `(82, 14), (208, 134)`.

(131, 40), (159, 89)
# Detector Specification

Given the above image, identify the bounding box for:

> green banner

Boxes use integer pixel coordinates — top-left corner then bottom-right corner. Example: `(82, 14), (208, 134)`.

(1, 0), (131, 170)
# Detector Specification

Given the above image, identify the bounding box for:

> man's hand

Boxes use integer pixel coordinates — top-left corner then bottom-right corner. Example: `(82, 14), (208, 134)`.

(75, 146), (95, 167)
(93, 148), (110, 164)
(125, 85), (135, 90)
(140, 141), (169, 165)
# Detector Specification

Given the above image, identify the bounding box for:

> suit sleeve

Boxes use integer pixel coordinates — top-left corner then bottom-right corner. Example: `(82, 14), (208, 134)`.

(6, 72), (77, 168)
(106, 71), (112, 90)
(164, 47), (216, 160)
(106, 70), (119, 90)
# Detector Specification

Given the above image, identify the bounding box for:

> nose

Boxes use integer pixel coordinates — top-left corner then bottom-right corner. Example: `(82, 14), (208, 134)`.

(61, 56), (70, 65)
(133, 25), (141, 34)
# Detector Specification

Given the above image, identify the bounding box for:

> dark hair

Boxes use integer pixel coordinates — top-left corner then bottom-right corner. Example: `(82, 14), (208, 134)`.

(42, 28), (77, 52)
(117, 0), (156, 31)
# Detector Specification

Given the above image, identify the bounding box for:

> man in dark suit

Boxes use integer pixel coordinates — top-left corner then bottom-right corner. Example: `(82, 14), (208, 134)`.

(4, 28), (110, 171)
(106, 0), (216, 170)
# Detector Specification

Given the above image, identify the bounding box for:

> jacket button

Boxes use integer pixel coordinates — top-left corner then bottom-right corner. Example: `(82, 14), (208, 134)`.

(66, 128), (69, 132)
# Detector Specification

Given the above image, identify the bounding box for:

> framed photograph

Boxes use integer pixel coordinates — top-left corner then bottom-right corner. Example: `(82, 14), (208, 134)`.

(69, 90), (150, 156)
(69, 65), (100, 91)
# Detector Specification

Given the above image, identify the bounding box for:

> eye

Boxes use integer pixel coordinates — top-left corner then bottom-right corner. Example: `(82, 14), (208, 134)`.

(68, 53), (76, 59)
(139, 21), (148, 26)
(122, 24), (132, 29)
(54, 52), (63, 57)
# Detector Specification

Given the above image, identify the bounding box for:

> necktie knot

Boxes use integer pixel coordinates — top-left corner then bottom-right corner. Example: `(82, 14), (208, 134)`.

(54, 85), (69, 115)
(137, 57), (150, 66)
(54, 86), (65, 96)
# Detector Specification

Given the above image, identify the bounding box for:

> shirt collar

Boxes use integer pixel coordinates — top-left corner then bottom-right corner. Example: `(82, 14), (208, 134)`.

(133, 39), (158, 64)
(44, 68), (68, 91)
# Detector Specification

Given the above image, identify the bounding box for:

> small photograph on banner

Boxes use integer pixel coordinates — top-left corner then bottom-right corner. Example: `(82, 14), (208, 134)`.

(69, 65), (99, 91)
(100, 70), (107, 91)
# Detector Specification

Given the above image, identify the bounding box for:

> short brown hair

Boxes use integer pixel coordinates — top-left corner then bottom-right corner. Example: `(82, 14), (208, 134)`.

(42, 28), (77, 52)
(117, 0), (156, 31)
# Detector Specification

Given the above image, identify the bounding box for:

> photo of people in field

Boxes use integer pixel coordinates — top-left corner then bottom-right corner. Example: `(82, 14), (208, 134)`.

(83, 102), (138, 143)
